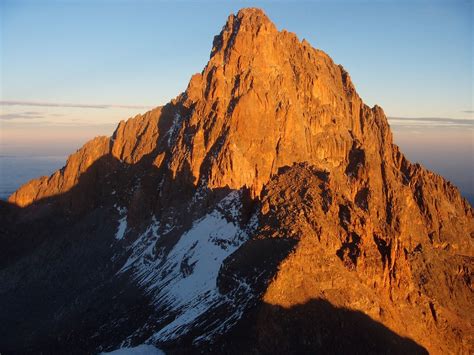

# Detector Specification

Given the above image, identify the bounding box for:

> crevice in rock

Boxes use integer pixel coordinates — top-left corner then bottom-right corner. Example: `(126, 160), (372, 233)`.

(373, 234), (391, 268)
(428, 302), (438, 323)
(224, 16), (242, 61)
(338, 204), (351, 231)
(336, 232), (361, 269)
(320, 185), (332, 213)
(413, 243), (422, 253)
(355, 187), (369, 211)
(227, 74), (242, 116)
(414, 183), (426, 214)
(386, 198), (393, 225)
(345, 143), (365, 177)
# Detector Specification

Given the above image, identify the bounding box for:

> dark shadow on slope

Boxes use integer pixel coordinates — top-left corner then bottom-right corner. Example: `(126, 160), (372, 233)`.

(0, 99), (185, 268)
(163, 164), (428, 355)
(204, 298), (428, 355)
(0, 149), (428, 354)
(0, 135), (189, 354)
(0, 101), (198, 354)
(0, 155), (161, 354)
(0, 141), (251, 354)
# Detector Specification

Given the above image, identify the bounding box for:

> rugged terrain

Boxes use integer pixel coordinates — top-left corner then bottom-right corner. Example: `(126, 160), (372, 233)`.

(1, 8), (473, 354)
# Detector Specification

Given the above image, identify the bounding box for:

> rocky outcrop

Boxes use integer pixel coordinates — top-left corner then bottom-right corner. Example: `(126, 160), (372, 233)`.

(257, 163), (473, 354)
(9, 136), (111, 207)
(3, 7), (473, 354)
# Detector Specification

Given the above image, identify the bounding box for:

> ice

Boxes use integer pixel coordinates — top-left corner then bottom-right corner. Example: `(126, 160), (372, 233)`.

(137, 191), (248, 341)
(115, 206), (128, 240)
(99, 344), (165, 355)
(119, 191), (258, 344)
(166, 112), (181, 146)
(118, 216), (160, 274)
(115, 216), (128, 240)
(150, 208), (245, 340)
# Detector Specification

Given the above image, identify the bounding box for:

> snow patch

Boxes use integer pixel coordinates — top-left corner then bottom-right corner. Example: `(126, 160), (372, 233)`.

(118, 190), (259, 345)
(117, 206), (127, 215)
(145, 191), (251, 342)
(100, 344), (165, 355)
(167, 112), (181, 146)
(119, 216), (160, 274)
(115, 217), (128, 240)
(115, 207), (128, 240)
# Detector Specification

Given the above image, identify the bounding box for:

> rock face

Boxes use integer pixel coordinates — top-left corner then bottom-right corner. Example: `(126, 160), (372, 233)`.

(2, 8), (473, 354)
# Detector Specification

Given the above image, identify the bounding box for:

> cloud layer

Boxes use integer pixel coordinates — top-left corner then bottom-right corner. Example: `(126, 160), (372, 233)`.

(1, 100), (151, 110)
(388, 117), (474, 128)
(0, 111), (46, 120)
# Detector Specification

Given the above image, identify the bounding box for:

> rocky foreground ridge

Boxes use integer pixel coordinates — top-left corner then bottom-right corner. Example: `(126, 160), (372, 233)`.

(2, 8), (473, 354)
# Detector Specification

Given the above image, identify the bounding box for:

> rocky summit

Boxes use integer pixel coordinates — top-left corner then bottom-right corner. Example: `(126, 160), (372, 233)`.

(1, 8), (473, 354)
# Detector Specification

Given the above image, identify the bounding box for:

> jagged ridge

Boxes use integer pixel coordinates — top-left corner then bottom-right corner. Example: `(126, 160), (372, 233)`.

(3, 8), (473, 354)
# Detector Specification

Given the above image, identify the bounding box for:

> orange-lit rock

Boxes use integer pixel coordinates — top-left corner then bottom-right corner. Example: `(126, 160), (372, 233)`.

(5, 7), (473, 354)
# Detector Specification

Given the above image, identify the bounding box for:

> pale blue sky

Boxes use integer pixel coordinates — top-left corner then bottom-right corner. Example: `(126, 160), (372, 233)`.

(1, 0), (472, 116)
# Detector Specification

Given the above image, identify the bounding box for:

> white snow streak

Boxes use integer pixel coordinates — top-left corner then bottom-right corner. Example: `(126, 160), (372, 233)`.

(117, 190), (257, 344)
(167, 112), (181, 146)
(119, 216), (160, 274)
(148, 191), (248, 341)
(100, 344), (165, 355)
(115, 207), (128, 240)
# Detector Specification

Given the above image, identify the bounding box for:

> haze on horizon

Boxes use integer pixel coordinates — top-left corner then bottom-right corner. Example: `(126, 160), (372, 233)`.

(0, 0), (472, 201)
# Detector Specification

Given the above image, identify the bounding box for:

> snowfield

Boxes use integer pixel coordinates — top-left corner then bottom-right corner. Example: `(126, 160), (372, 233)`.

(117, 190), (257, 344)
(100, 344), (164, 355)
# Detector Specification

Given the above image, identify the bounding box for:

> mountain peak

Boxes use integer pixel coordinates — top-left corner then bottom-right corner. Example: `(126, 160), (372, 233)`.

(210, 7), (277, 60)
(4, 8), (473, 354)
(236, 7), (266, 16)
(233, 7), (275, 31)
(178, 8), (367, 196)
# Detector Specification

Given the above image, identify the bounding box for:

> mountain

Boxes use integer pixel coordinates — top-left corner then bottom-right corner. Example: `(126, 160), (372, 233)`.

(2, 8), (473, 354)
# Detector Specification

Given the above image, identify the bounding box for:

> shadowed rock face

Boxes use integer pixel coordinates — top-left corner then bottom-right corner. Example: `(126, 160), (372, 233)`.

(2, 7), (473, 354)
(206, 298), (429, 355)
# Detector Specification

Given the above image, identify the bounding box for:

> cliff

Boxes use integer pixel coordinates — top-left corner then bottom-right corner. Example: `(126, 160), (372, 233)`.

(3, 8), (473, 354)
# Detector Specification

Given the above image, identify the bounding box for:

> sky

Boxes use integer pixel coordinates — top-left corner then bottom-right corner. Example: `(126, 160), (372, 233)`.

(0, 0), (473, 199)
